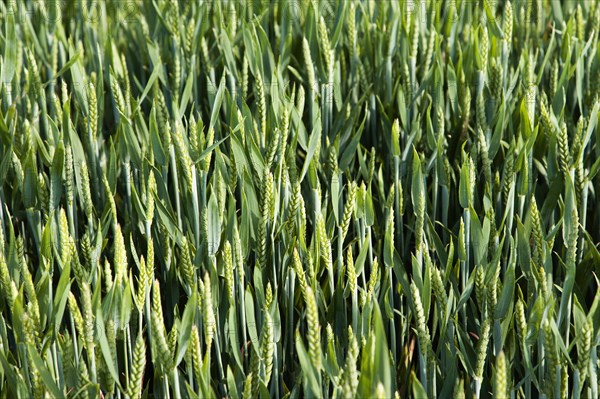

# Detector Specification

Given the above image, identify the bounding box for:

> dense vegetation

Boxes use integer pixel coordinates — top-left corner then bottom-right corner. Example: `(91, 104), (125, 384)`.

(0, 0), (599, 398)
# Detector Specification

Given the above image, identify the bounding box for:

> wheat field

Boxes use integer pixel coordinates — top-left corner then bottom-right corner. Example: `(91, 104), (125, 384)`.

(0, 0), (599, 398)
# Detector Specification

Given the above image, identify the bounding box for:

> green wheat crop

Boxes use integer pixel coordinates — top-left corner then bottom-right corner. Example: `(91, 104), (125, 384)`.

(0, 0), (599, 398)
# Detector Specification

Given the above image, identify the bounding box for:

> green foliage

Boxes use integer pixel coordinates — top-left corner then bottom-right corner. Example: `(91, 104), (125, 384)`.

(0, 0), (599, 398)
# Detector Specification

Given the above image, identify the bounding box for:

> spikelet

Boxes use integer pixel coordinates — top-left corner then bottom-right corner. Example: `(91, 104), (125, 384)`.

(494, 351), (508, 399)
(367, 257), (379, 301)
(151, 280), (172, 370)
(258, 170), (274, 269)
(579, 319), (592, 380)
(468, 157), (476, 204)
(113, 224), (127, 286)
(146, 171), (156, 225)
(261, 311), (274, 384)
(458, 218), (467, 261)
(477, 90), (488, 133)
(537, 264), (548, 301)
(172, 50), (181, 104)
(229, 151), (238, 194)
(265, 127), (280, 170)
(304, 285), (321, 370)
(172, 120), (194, 191)
(487, 264), (500, 317)
(0, 255), (17, 308)
(368, 148), (376, 183)
(233, 225), (244, 286)
(188, 115), (199, 155)
(19, 240), (41, 334)
(515, 298), (527, 345)
(345, 246), (357, 296)
(223, 240), (234, 303)
(185, 18), (194, 55)
(79, 282), (95, 355)
(486, 205), (498, 251)
(189, 325), (203, 386)
(502, 147), (515, 204)
(256, 73), (267, 143)
(241, 57), (249, 102)
(560, 363), (568, 398)
(110, 71), (126, 121)
(359, 63), (372, 95)
(454, 378), (466, 399)
(23, 313), (43, 399)
(386, 182), (396, 215)
(76, 354), (90, 399)
(146, 238), (155, 289)
(461, 85), (471, 136)
(490, 59), (503, 101)
(475, 266), (486, 313)
(424, 30), (436, 74)
(103, 175), (118, 230)
(530, 198), (544, 265)
(481, 26), (489, 73)
(11, 153), (23, 192)
(202, 273), (216, 349)
(319, 16), (332, 75)
(325, 323), (335, 355)
(575, 164), (585, 215)
(69, 241), (85, 284)
(347, 3), (356, 58)
(134, 256), (148, 312)
(215, 170), (226, 214)
(168, 322), (178, 355)
(38, 173), (49, 215)
(293, 248), (307, 297)
(200, 37), (210, 70)
(359, 287), (367, 308)
(265, 282), (273, 310)
(297, 85), (306, 116)
(572, 118), (585, 163)
(279, 103), (290, 158)
(204, 127), (214, 171)
(374, 383), (386, 398)
(317, 214), (333, 278)
(558, 122), (571, 173)
(128, 333), (146, 399)
(219, 0), (233, 37)
(243, 372), (253, 399)
(410, 281), (432, 363)
(287, 181), (301, 236)
(342, 326), (359, 398)
(104, 320), (117, 394)
(306, 252), (316, 287)
(414, 179), (425, 251)
(79, 162), (93, 217)
(410, 17), (419, 59)
(431, 265), (447, 305)
(303, 37), (316, 98)
(64, 145), (74, 208)
(478, 128), (492, 191)
(25, 49), (42, 102)
(576, 4), (585, 42)
(180, 237), (195, 289)
(503, 1), (513, 46)
(120, 54), (131, 113)
(68, 293), (86, 347)
(539, 95), (552, 134)
(159, 222), (172, 270)
(550, 60), (558, 99)
(475, 318), (491, 380)
(250, 343), (261, 397)
(543, 320), (558, 389)
(59, 208), (71, 265)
